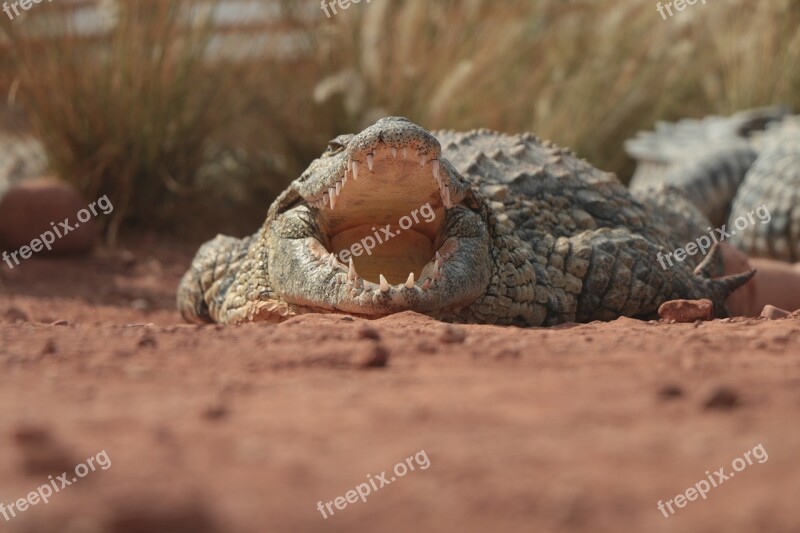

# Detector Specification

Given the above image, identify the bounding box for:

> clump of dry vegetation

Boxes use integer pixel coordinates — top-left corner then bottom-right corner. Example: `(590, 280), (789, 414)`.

(310, 0), (800, 177)
(1, 0), (799, 239)
(1, 1), (237, 240)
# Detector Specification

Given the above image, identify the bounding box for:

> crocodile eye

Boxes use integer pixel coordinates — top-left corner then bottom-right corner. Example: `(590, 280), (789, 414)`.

(326, 141), (344, 153)
(325, 135), (352, 155)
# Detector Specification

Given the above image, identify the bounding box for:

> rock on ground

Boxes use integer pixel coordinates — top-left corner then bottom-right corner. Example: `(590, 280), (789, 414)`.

(658, 298), (714, 323)
(0, 177), (96, 255)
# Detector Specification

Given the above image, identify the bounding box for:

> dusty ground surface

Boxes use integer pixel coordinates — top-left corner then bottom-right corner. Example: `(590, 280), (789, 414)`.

(1, 235), (799, 533)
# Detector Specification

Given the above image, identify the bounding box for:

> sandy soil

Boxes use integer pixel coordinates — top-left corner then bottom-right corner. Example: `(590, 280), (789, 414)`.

(1, 236), (799, 533)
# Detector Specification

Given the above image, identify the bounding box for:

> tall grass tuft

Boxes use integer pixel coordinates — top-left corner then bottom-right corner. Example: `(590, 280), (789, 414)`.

(306, 0), (800, 176)
(1, 0), (246, 242)
(2, 0), (799, 238)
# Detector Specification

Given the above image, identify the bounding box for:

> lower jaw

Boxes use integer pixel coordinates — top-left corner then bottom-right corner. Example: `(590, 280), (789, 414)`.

(329, 226), (436, 285)
(306, 232), (456, 295)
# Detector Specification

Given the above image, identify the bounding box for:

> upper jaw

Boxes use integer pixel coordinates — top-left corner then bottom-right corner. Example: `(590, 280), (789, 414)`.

(301, 118), (468, 212)
(306, 145), (459, 211)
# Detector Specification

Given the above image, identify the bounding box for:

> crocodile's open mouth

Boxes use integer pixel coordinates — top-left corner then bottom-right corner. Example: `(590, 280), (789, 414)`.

(268, 116), (491, 316)
(308, 143), (455, 291)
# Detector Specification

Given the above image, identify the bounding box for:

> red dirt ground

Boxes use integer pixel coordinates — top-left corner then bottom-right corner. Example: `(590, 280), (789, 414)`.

(1, 235), (799, 533)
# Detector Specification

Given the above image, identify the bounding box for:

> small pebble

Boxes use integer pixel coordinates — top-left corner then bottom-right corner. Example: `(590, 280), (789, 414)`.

(760, 305), (791, 320)
(496, 349), (520, 360)
(440, 325), (466, 344)
(138, 334), (157, 348)
(3, 307), (28, 323)
(131, 298), (151, 311)
(203, 404), (228, 421)
(360, 344), (390, 368)
(41, 339), (57, 355)
(417, 341), (438, 354)
(658, 384), (684, 400)
(357, 325), (381, 340)
(12, 424), (51, 445)
(658, 299), (713, 323)
(704, 386), (740, 410)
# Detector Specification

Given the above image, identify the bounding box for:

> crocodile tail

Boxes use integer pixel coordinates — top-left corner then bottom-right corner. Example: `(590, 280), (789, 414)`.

(709, 269), (757, 318)
(692, 244), (756, 317)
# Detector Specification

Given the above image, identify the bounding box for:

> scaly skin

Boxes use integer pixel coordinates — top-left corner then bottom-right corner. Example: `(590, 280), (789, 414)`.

(626, 107), (798, 260)
(728, 117), (800, 262)
(178, 117), (753, 326)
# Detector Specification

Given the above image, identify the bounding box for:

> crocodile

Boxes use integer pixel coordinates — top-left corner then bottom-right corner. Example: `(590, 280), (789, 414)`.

(177, 116), (753, 326)
(626, 106), (800, 262)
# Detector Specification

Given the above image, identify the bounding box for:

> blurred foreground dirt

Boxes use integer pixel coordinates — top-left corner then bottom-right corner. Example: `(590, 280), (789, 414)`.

(0, 237), (799, 533)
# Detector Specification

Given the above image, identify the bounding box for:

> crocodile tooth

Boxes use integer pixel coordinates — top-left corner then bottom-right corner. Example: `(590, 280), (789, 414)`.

(347, 159), (352, 173)
(367, 154), (374, 171)
(402, 147), (408, 160)
(335, 181), (342, 195)
(443, 186), (452, 208)
(391, 147), (398, 159)
(352, 161), (359, 180)
(405, 272), (415, 288)
(431, 159), (440, 181)
(363, 280), (377, 291)
(379, 274), (390, 292)
(421, 279), (431, 291)
(348, 258), (357, 281)
(323, 192), (330, 208)
(419, 154), (427, 168)
(329, 188), (336, 209)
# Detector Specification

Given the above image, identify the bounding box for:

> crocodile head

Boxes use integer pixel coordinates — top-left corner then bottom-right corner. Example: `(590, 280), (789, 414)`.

(266, 117), (493, 317)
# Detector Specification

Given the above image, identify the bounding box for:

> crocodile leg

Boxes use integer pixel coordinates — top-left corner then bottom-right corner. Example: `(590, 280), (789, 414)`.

(177, 231), (297, 324)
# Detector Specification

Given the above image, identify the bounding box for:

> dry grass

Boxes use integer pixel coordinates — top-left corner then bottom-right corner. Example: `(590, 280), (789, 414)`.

(308, 0), (800, 176)
(1, 0), (799, 237)
(1, 0), (252, 241)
